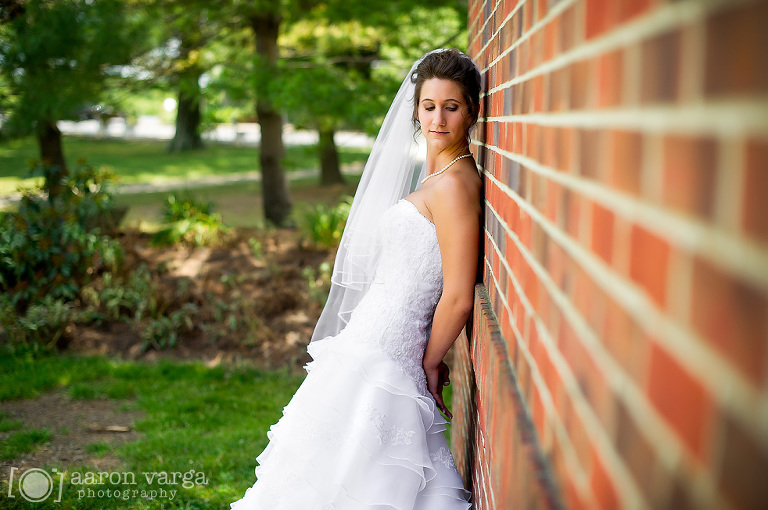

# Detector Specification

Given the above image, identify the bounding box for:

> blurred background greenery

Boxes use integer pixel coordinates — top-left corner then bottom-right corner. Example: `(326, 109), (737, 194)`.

(0, 1), (466, 507)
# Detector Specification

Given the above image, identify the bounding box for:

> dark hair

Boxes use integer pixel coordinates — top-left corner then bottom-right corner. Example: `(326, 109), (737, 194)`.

(411, 48), (482, 129)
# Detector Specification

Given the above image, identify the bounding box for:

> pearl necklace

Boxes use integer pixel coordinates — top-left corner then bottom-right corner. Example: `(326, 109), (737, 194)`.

(421, 153), (473, 184)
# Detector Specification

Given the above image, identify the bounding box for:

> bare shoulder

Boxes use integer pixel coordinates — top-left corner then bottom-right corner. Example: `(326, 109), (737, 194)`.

(430, 162), (482, 219)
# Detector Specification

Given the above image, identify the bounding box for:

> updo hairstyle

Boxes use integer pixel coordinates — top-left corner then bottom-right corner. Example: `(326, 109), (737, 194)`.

(411, 48), (482, 129)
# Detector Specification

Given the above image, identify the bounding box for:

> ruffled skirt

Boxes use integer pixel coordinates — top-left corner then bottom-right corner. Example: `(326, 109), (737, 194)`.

(231, 332), (471, 509)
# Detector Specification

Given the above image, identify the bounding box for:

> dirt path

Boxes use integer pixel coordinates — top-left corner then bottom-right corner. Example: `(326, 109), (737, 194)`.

(1, 392), (144, 473)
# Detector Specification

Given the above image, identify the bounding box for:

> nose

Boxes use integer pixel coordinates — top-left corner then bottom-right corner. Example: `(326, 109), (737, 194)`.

(434, 108), (446, 127)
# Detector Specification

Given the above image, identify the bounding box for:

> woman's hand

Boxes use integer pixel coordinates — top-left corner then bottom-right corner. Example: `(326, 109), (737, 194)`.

(424, 360), (453, 419)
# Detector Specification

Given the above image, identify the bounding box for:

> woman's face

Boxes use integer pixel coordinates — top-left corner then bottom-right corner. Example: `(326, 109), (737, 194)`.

(417, 78), (471, 152)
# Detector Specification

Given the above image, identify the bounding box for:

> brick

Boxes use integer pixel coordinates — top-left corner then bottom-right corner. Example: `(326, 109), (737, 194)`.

(564, 473), (590, 510)
(718, 415), (768, 509)
(690, 256), (768, 385)
(530, 31), (544, 72)
(523, 0), (532, 33)
(546, 239), (567, 292)
(544, 17), (558, 62)
(532, 74), (545, 112)
(569, 59), (593, 110)
(579, 129), (604, 180)
(629, 225), (670, 308)
(664, 475), (697, 510)
(530, 171), (546, 212)
(640, 29), (681, 103)
(590, 447), (620, 510)
(571, 264), (592, 320)
(591, 202), (615, 264)
(542, 125), (556, 168)
(617, 0), (653, 23)
(662, 135), (718, 219)
(545, 179), (561, 223)
(606, 130), (642, 195)
(742, 138), (768, 242)
(532, 220), (546, 264)
(646, 342), (714, 461)
(614, 400), (657, 499)
(558, 315), (614, 431)
(522, 79), (532, 114)
(585, 0), (617, 40)
(560, 4), (576, 53)
(562, 187), (580, 238)
(602, 299), (647, 384)
(595, 49), (623, 107)
(560, 389), (593, 476)
(704, 1), (768, 97)
(559, 127), (576, 173)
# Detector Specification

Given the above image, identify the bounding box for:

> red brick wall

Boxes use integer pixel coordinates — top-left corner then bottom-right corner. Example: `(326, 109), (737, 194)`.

(452, 1), (768, 509)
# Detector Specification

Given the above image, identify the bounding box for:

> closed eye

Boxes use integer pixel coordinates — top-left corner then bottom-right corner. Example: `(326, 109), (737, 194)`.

(423, 106), (459, 112)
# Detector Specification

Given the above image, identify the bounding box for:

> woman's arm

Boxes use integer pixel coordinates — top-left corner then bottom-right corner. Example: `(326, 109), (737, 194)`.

(423, 170), (481, 417)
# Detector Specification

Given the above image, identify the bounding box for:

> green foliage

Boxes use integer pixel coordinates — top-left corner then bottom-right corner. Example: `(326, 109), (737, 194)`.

(0, 428), (51, 460)
(161, 191), (213, 222)
(152, 193), (232, 247)
(299, 196), (352, 249)
(80, 265), (160, 323)
(0, 0), (150, 138)
(0, 162), (122, 310)
(0, 295), (76, 355)
(302, 261), (333, 306)
(140, 303), (198, 351)
(0, 419), (22, 433)
(81, 265), (200, 352)
(85, 441), (111, 457)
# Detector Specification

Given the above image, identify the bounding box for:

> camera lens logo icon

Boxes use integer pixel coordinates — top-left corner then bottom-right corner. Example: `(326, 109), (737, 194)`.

(18, 468), (54, 502)
(7, 467), (63, 503)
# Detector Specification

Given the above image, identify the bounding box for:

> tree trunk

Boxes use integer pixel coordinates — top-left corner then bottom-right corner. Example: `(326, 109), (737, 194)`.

(318, 126), (343, 185)
(37, 121), (68, 201)
(168, 70), (204, 152)
(251, 13), (292, 226)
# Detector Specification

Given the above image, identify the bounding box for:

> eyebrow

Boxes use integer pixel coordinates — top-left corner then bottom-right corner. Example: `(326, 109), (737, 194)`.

(421, 98), (461, 103)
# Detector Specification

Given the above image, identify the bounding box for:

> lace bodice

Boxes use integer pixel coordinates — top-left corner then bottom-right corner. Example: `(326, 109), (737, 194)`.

(340, 199), (443, 394)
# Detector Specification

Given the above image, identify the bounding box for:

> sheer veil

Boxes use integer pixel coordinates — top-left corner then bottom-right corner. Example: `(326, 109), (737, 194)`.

(310, 49), (478, 343)
(310, 56), (425, 342)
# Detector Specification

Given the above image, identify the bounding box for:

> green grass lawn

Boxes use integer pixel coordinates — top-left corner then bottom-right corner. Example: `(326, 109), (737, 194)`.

(116, 175), (361, 229)
(0, 354), (305, 509)
(0, 136), (371, 195)
(0, 354), (455, 509)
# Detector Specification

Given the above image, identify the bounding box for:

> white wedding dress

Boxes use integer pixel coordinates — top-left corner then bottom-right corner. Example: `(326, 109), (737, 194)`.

(231, 199), (472, 509)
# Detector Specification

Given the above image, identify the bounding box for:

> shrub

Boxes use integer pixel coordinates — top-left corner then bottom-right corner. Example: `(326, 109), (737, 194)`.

(0, 294), (76, 353)
(152, 193), (231, 247)
(80, 264), (160, 323)
(299, 196), (352, 249)
(140, 303), (198, 351)
(302, 261), (333, 306)
(0, 162), (122, 309)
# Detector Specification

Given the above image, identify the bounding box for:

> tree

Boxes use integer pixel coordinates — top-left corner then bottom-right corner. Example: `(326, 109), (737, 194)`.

(166, 21), (206, 152)
(0, 0), (147, 199)
(279, 16), (383, 185)
(227, 0), (305, 226)
(148, 0), (234, 153)
(278, 1), (468, 186)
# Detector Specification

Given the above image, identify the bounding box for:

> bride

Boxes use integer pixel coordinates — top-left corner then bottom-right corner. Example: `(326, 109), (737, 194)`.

(232, 48), (482, 509)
